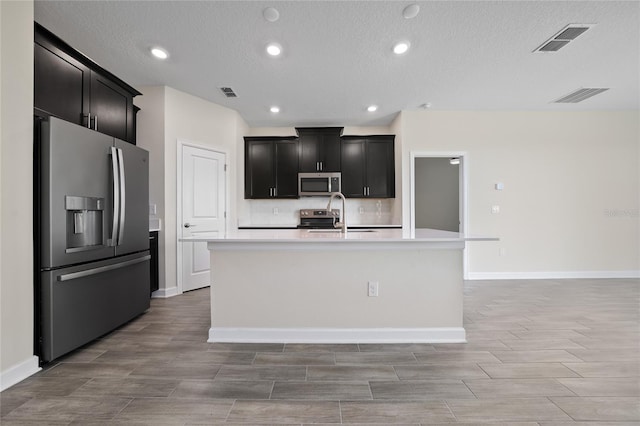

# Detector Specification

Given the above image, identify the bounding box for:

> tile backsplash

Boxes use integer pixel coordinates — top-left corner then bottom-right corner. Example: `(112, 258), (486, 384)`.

(238, 198), (397, 227)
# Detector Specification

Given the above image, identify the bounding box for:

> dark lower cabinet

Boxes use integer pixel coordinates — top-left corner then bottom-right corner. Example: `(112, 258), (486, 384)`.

(34, 23), (141, 144)
(341, 135), (395, 198)
(149, 231), (159, 295)
(245, 137), (299, 199)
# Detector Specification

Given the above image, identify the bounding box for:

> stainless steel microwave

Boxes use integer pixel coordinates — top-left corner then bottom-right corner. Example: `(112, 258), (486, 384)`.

(298, 172), (341, 196)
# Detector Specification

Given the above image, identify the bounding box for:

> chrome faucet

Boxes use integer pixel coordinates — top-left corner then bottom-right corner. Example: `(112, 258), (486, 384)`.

(326, 192), (347, 233)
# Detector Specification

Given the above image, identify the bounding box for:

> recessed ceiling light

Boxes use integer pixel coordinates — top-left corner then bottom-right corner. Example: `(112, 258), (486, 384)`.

(150, 47), (168, 60)
(402, 4), (420, 19)
(263, 7), (280, 22)
(393, 42), (410, 55)
(266, 43), (282, 56)
(270, 106), (280, 113)
(367, 105), (378, 112)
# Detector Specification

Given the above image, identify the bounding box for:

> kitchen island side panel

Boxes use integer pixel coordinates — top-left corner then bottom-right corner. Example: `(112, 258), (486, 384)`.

(209, 247), (463, 334)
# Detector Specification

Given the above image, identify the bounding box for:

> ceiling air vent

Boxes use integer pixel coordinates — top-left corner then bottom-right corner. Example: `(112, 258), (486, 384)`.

(219, 87), (237, 98)
(553, 87), (609, 103)
(534, 24), (593, 52)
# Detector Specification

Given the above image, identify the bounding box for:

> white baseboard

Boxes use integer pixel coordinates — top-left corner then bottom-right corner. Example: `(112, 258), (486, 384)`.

(151, 286), (179, 298)
(467, 270), (640, 280)
(0, 356), (41, 392)
(208, 327), (466, 343)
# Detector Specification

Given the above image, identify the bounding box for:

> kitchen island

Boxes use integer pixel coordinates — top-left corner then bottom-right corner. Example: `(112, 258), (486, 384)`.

(186, 229), (496, 344)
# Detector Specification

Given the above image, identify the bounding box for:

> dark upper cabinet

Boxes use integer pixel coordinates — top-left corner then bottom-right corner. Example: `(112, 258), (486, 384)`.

(245, 139), (273, 199)
(90, 72), (134, 141)
(34, 41), (89, 127)
(245, 137), (299, 199)
(34, 23), (141, 144)
(340, 138), (367, 197)
(297, 127), (342, 172)
(341, 135), (395, 198)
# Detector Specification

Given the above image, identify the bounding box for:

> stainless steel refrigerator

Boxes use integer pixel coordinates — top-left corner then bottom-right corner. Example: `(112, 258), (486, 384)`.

(39, 117), (150, 362)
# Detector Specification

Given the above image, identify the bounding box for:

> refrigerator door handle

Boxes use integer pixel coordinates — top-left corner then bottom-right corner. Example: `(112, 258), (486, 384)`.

(117, 148), (126, 245)
(109, 147), (120, 246)
(57, 255), (151, 282)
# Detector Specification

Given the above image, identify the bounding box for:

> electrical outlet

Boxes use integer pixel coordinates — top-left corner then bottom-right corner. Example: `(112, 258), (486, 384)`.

(368, 281), (379, 297)
(273, 207), (279, 215)
(499, 247), (507, 256)
(149, 204), (157, 215)
(491, 205), (500, 214)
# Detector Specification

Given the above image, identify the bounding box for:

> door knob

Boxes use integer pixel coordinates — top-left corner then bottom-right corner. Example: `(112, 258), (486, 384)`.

(184, 223), (196, 228)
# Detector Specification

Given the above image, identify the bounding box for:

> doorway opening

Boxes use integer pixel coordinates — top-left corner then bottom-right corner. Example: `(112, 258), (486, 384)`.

(410, 151), (468, 275)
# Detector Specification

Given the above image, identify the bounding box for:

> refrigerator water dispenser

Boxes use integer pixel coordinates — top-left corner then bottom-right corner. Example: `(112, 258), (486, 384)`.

(65, 196), (104, 252)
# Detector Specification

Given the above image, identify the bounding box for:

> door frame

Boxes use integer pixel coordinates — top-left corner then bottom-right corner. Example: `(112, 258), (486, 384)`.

(176, 139), (228, 295)
(409, 150), (469, 278)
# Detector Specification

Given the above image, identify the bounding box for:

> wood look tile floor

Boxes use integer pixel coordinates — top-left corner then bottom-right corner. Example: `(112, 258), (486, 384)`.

(2, 278), (639, 425)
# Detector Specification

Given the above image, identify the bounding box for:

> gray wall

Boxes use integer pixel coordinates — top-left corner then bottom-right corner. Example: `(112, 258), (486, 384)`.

(414, 157), (459, 232)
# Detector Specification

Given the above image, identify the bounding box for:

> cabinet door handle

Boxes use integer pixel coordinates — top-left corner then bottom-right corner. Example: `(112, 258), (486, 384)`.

(274, 187), (277, 197)
(367, 187), (370, 196)
(363, 187), (367, 196)
(84, 113), (91, 128)
(320, 161), (323, 171)
(94, 115), (98, 131)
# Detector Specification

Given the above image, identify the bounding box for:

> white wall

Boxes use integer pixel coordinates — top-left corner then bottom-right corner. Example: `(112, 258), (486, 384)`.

(390, 114), (404, 228)
(399, 110), (640, 277)
(0, 0), (40, 390)
(135, 86), (245, 296)
(163, 87), (243, 294)
(134, 86), (166, 290)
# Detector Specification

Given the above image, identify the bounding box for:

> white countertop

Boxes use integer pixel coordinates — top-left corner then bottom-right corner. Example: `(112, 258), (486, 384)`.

(182, 228), (497, 243)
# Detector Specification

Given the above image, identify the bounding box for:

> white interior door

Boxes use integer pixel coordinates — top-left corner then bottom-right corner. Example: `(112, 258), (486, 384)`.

(181, 145), (226, 292)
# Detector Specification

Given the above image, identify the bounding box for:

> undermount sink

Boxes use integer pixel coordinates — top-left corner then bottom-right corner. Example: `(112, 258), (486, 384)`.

(306, 229), (377, 233)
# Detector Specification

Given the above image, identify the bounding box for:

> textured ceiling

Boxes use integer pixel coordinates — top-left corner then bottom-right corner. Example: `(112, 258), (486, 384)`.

(34, 1), (639, 127)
